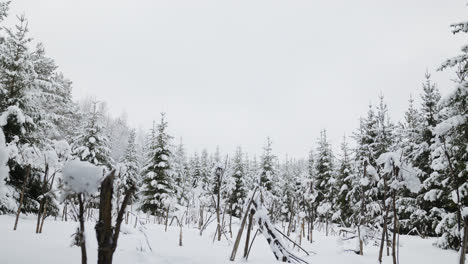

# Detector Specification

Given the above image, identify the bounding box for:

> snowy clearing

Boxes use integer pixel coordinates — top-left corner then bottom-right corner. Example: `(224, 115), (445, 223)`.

(0, 215), (457, 264)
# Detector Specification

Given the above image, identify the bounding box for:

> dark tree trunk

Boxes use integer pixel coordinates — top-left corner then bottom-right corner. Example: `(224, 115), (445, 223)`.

(95, 171), (135, 264)
(244, 212), (254, 258)
(460, 218), (468, 264)
(392, 191), (397, 264)
(379, 175), (389, 263)
(13, 165), (31, 231)
(78, 194), (87, 264)
(36, 164), (49, 233)
(96, 173), (114, 264)
(230, 187), (257, 261)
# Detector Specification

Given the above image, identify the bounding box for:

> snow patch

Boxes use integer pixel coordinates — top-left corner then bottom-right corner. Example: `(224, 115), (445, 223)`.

(62, 160), (102, 196)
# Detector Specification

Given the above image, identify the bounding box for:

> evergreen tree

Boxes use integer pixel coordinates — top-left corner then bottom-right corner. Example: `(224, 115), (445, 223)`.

(315, 130), (336, 228)
(172, 138), (190, 205)
(140, 113), (174, 215)
(335, 136), (354, 226)
(228, 146), (246, 217)
(414, 72), (444, 237)
(0, 14), (36, 144)
(71, 101), (112, 169)
(189, 152), (201, 188)
(118, 129), (140, 203)
(430, 17), (468, 250)
(259, 137), (275, 191)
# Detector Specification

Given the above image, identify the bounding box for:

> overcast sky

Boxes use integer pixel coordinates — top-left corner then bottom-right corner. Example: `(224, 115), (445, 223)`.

(8, 0), (468, 158)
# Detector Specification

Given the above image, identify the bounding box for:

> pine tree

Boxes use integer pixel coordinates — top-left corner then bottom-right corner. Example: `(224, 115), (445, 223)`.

(172, 138), (190, 205)
(414, 72), (444, 237)
(315, 130), (336, 233)
(71, 101), (112, 169)
(259, 137), (275, 191)
(350, 106), (381, 254)
(335, 136), (354, 226)
(0, 14), (36, 144)
(189, 152), (201, 188)
(228, 146), (246, 217)
(0, 14), (42, 215)
(140, 113), (174, 215)
(118, 129), (140, 204)
(430, 16), (468, 251)
(395, 96), (423, 234)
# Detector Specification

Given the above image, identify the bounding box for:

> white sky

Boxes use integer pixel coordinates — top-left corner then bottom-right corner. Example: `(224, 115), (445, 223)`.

(8, 0), (468, 158)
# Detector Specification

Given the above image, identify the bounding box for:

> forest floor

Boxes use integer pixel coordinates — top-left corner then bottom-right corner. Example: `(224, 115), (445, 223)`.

(0, 214), (459, 264)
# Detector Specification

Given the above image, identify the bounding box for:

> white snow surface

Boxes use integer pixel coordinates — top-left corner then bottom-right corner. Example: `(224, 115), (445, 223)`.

(62, 160), (102, 196)
(0, 214), (459, 264)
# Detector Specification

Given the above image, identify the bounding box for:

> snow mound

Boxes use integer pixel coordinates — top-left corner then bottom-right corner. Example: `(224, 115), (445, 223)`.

(62, 160), (102, 196)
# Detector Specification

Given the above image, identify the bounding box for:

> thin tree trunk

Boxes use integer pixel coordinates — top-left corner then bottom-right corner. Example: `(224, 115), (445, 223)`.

(359, 160), (368, 255)
(165, 206), (170, 232)
(198, 206), (204, 230)
(386, 226), (390, 256)
(244, 212), (254, 258)
(78, 194), (87, 264)
(379, 176), (389, 263)
(358, 225), (363, 255)
(13, 165), (31, 231)
(179, 222), (183, 246)
(36, 164), (49, 233)
(392, 191), (397, 264)
(287, 211), (294, 237)
(39, 199), (48, 233)
(229, 205), (233, 238)
(460, 218), (468, 264)
(230, 187), (257, 261)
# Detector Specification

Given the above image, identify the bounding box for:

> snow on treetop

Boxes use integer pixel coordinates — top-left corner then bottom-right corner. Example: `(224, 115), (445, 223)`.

(0, 105), (33, 127)
(62, 160), (102, 196)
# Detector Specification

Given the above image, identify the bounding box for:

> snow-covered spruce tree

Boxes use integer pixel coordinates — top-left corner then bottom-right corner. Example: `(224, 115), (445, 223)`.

(31, 43), (76, 142)
(431, 15), (468, 254)
(315, 129), (336, 235)
(140, 113), (174, 217)
(279, 157), (296, 235)
(189, 152), (201, 188)
(172, 138), (190, 205)
(0, 14), (36, 144)
(335, 135), (354, 227)
(199, 149), (211, 193)
(117, 129), (140, 208)
(374, 95), (396, 263)
(258, 137), (278, 219)
(259, 137), (275, 192)
(71, 101), (112, 169)
(245, 153), (258, 191)
(414, 72), (445, 237)
(228, 146), (246, 218)
(106, 113), (131, 163)
(304, 149), (317, 242)
(350, 105), (381, 255)
(0, 14), (45, 216)
(395, 96), (423, 234)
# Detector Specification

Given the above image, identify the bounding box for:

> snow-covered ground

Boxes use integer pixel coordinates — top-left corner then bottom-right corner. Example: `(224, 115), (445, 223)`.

(0, 214), (458, 264)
